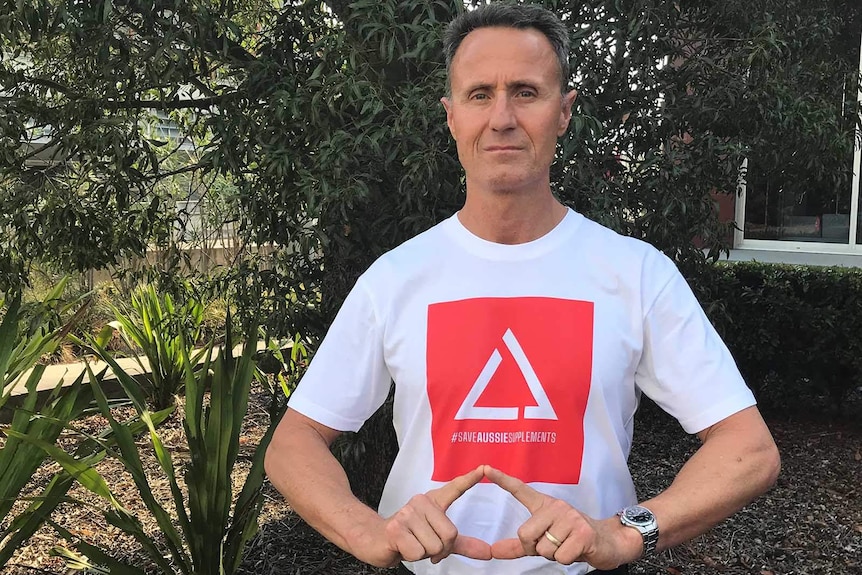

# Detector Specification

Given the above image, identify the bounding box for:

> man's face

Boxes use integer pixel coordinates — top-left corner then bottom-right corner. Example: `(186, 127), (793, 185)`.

(441, 26), (577, 194)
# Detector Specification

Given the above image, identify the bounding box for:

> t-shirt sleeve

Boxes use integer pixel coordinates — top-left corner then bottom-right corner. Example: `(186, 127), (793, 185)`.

(634, 257), (756, 434)
(287, 277), (393, 432)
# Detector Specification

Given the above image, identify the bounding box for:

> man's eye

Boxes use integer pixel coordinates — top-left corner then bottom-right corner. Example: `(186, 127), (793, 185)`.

(518, 90), (536, 98)
(471, 93), (489, 100)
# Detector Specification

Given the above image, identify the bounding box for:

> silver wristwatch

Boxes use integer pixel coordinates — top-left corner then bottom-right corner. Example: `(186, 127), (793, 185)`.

(617, 505), (659, 556)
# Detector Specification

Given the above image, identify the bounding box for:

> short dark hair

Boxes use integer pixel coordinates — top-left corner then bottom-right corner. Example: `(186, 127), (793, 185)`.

(442, 3), (570, 93)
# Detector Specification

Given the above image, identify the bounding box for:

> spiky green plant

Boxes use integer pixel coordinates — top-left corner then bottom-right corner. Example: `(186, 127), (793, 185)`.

(2, 397), (173, 566)
(99, 284), (205, 410)
(254, 329), (308, 409)
(47, 318), (279, 575)
(0, 281), (93, 566)
(1, 280), (69, 398)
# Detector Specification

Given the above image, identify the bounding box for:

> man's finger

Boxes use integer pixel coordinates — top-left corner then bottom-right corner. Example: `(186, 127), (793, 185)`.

(427, 465), (485, 510)
(490, 537), (530, 560)
(484, 465), (545, 513)
(451, 534), (493, 561)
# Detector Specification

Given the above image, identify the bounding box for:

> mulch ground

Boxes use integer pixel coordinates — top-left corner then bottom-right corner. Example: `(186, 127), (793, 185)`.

(2, 388), (860, 575)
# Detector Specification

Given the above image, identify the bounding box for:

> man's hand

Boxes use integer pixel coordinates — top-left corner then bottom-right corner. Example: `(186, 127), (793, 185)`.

(485, 466), (638, 569)
(371, 465), (493, 566)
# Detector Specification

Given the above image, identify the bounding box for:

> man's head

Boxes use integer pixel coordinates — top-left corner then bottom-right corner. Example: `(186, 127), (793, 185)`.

(443, 3), (570, 94)
(440, 4), (577, 196)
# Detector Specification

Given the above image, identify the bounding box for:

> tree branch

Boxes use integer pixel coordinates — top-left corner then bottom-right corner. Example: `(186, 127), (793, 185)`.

(102, 94), (239, 110)
(147, 163), (204, 181)
(16, 128), (73, 165)
(20, 75), (234, 110)
(19, 76), (82, 99)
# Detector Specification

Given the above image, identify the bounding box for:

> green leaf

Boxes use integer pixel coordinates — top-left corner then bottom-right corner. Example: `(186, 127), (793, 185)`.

(85, 364), (190, 573)
(3, 429), (124, 510)
(51, 523), (148, 575)
(94, 324), (117, 349)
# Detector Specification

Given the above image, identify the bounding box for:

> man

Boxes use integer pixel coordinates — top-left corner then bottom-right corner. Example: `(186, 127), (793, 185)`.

(264, 4), (781, 575)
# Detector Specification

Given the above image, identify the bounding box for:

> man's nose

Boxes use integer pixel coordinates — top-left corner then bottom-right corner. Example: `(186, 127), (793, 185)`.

(489, 95), (517, 131)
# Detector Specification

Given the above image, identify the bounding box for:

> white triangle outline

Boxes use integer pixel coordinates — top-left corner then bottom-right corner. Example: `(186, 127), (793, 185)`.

(454, 328), (558, 421)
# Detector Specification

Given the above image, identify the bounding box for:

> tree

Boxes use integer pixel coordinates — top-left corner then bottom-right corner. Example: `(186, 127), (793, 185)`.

(673, 0), (861, 243)
(0, 0), (278, 293)
(4, 0), (858, 320)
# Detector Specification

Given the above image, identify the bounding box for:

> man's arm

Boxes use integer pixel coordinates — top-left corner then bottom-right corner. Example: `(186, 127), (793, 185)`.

(263, 408), (493, 567)
(489, 405), (781, 569)
(640, 405), (780, 550)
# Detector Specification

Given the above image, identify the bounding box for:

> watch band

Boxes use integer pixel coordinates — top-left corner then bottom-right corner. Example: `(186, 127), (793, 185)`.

(639, 524), (659, 555)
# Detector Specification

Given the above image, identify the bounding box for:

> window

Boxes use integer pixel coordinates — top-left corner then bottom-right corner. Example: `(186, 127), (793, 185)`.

(735, 16), (862, 257)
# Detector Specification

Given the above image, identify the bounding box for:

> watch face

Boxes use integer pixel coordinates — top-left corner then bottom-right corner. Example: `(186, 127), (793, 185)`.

(623, 505), (654, 525)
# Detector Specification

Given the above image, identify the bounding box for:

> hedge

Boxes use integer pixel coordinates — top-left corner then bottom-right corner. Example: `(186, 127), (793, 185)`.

(689, 261), (862, 414)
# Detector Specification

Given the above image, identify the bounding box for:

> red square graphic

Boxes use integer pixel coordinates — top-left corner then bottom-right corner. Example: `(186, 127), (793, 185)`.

(427, 297), (593, 484)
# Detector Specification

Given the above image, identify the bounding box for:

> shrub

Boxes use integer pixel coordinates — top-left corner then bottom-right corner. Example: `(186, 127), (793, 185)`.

(0, 284), (89, 567)
(0, 281), (164, 568)
(94, 284), (206, 410)
(45, 316), (275, 575)
(689, 261), (862, 413)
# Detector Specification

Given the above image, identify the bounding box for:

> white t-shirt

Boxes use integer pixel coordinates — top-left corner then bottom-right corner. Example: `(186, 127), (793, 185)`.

(289, 209), (755, 575)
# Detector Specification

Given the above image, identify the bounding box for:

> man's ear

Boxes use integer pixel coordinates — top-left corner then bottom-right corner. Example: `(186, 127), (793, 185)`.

(441, 96), (456, 139)
(558, 89), (578, 135)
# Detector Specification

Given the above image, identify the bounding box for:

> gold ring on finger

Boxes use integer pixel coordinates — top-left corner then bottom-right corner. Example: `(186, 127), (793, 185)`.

(544, 530), (563, 547)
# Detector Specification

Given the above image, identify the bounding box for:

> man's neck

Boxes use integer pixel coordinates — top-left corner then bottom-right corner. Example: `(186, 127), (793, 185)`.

(457, 187), (568, 245)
